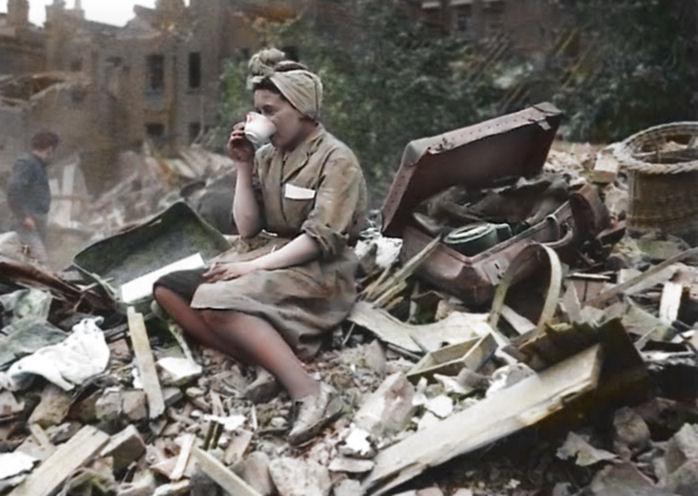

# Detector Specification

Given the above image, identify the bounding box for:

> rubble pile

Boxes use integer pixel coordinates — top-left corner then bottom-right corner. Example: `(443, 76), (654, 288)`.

(25, 142), (238, 270)
(1, 105), (698, 495)
(57, 144), (237, 239)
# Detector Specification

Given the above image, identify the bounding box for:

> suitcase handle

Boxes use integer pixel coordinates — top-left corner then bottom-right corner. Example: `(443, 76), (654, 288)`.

(541, 215), (575, 249)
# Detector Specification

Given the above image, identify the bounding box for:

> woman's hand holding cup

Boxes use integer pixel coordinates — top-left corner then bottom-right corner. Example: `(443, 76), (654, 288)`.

(228, 122), (255, 164)
(228, 113), (276, 172)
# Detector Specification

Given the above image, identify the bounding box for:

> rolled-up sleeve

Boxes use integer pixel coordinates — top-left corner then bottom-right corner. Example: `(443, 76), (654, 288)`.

(251, 145), (276, 227)
(251, 154), (264, 209)
(302, 154), (366, 259)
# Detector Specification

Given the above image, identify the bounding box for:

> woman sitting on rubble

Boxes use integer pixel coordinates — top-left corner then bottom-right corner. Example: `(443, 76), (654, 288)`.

(152, 49), (367, 444)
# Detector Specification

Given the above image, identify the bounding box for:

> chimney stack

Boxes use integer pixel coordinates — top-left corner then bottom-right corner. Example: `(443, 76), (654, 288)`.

(7, 0), (30, 28)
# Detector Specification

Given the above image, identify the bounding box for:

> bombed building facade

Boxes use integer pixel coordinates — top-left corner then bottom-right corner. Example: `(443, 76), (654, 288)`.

(0, 0), (574, 195)
(0, 0), (305, 193)
(1, 2), (698, 495)
(420, 0), (564, 55)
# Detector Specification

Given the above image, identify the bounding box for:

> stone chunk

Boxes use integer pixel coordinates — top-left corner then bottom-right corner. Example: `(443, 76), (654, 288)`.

(353, 372), (415, 437)
(333, 479), (364, 496)
(0, 391), (24, 417)
(665, 459), (698, 496)
(28, 384), (73, 428)
(95, 389), (123, 423)
(116, 470), (156, 496)
(363, 340), (387, 376)
(269, 457), (332, 496)
(101, 424), (146, 472)
(613, 407), (651, 455)
(243, 368), (280, 404)
(589, 462), (662, 496)
(665, 424), (698, 474)
(240, 451), (274, 496)
(122, 390), (148, 422)
(157, 357), (202, 386)
(328, 456), (375, 474)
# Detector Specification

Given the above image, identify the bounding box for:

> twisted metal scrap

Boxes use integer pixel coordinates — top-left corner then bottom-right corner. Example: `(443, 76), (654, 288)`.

(0, 256), (114, 315)
(614, 122), (698, 174)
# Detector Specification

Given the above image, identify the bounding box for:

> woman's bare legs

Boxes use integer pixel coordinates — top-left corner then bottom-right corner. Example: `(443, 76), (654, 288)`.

(200, 309), (320, 400)
(154, 287), (319, 400)
(153, 286), (252, 364)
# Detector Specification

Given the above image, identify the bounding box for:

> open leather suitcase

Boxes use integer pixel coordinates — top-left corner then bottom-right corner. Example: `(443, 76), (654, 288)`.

(381, 102), (614, 307)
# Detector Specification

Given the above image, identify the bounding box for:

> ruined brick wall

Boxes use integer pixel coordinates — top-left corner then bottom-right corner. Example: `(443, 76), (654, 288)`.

(0, 34), (45, 75)
(0, 79), (126, 190)
(0, 13), (46, 77)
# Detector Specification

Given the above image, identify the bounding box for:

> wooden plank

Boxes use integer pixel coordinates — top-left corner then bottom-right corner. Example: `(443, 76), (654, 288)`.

(10, 425), (109, 496)
(192, 448), (262, 496)
(28, 424), (52, 450)
(407, 333), (497, 382)
(363, 345), (603, 495)
(659, 282), (683, 325)
(560, 284), (582, 322)
(171, 434), (196, 481)
(362, 237), (440, 304)
(68, 161), (89, 224)
(224, 429), (254, 465)
(49, 178), (65, 227)
(587, 247), (698, 307)
(591, 146), (620, 184)
(348, 301), (490, 354)
(49, 163), (79, 228)
(210, 391), (225, 417)
(60, 163), (76, 226)
(518, 318), (643, 372)
(127, 307), (165, 419)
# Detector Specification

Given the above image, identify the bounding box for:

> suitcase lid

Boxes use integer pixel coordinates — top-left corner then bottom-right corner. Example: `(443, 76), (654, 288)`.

(381, 102), (562, 237)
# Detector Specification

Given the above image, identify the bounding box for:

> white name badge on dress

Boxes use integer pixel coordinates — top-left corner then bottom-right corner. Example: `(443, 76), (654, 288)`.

(284, 183), (316, 200)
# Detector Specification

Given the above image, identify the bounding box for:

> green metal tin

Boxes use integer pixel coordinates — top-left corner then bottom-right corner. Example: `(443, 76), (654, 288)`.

(73, 201), (231, 312)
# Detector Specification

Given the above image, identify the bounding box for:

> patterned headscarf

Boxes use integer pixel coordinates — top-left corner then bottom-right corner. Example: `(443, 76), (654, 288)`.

(247, 48), (323, 121)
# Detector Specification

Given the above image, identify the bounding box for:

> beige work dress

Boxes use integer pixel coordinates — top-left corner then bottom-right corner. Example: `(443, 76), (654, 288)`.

(191, 125), (368, 359)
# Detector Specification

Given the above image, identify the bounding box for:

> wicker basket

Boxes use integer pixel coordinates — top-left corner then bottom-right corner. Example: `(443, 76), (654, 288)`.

(614, 122), (698, 244)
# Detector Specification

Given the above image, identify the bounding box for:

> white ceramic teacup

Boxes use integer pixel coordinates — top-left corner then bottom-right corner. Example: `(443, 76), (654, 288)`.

(244, 112), (276, 147)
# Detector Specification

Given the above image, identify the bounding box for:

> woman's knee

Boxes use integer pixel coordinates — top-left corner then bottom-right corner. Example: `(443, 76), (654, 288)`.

(199, 309), (225, 327)
(154, 284), (184, 301)
(199, 309), (245, 329)
(153, 285), (167, 303)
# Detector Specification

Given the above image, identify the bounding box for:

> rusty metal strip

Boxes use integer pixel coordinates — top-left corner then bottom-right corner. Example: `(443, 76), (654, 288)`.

(0, 257), (114, 314)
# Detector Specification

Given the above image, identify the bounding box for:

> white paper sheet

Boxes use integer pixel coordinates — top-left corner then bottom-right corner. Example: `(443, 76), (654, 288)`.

(120, 253), (205, 303)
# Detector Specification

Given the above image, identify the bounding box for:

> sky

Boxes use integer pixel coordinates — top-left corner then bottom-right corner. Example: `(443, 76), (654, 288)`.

(0, 0), (163, 27)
